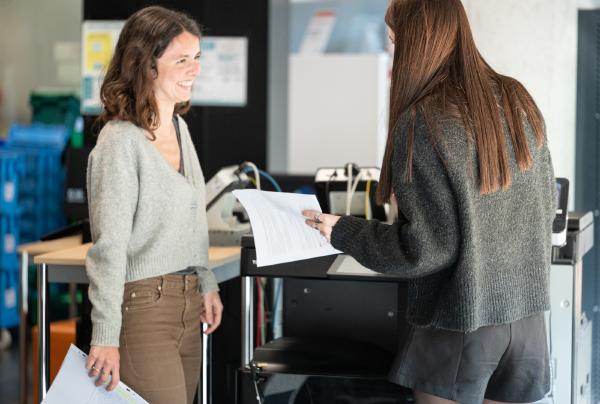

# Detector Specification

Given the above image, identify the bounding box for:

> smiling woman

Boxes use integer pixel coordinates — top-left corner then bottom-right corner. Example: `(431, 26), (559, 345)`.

(98, 6), (201, 140)
(85, 6), (223, 404)
(153, 31), (201, 111)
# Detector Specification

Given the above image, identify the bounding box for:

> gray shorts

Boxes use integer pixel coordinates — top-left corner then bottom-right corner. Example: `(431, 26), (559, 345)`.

(389, 313), (550, 404)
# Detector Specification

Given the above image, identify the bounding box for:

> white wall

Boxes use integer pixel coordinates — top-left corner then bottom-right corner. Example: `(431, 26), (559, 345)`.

(0, 0), (81, 132)
(461, 0), (597, 201)
(287, 54), (389, 173)
(268, 0), (291, 172)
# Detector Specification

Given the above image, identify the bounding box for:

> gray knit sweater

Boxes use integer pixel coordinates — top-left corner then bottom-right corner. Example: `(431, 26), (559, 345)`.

(331, 113), (556, 332)
(86, 117), (218, 347)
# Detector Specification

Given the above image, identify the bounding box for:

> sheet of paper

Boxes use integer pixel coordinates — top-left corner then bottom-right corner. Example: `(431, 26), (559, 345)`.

(43, 344), (148, 404)
(327, 255), (394, 278)
(232, 190), (340, 267)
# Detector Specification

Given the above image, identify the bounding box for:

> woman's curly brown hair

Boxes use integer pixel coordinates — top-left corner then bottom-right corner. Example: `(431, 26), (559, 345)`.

(97, 6), (201, 139)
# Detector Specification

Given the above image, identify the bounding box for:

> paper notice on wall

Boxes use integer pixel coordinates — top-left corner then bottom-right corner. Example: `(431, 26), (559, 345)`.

(300, 10), (336, 53)
(81, 21), (124, 114)
(192, 37), (248, 107)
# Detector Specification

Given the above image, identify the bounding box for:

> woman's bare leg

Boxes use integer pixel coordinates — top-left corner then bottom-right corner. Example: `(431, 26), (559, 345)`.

(414, 390), (458, 404)
(484, 400), (529, 404)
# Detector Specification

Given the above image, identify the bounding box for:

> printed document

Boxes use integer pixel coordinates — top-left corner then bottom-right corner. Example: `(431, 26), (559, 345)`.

(43, 344), (148, 404)
(232, 190), (341, 266)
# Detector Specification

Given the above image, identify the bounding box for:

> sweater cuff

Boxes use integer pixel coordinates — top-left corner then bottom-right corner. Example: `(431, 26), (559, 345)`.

(91, 322), (121, 347)
(330, 215), (368, 253)
(198, 269), (220, 294)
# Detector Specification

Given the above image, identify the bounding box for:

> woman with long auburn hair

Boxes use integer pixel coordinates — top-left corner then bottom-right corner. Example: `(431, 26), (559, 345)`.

(84, 6), (223, 403)
(303, 0), (555, 402)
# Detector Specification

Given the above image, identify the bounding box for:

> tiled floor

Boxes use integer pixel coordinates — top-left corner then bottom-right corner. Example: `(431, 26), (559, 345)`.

(0, 328), (30, 404)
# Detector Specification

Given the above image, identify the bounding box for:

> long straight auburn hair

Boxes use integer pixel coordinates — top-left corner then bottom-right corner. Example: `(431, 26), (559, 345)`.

(377, 0), (545, 204)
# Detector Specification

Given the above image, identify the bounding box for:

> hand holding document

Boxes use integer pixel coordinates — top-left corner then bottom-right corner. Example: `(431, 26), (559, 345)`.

(42, 344), (148, 404)
(232, 190), (341, 266)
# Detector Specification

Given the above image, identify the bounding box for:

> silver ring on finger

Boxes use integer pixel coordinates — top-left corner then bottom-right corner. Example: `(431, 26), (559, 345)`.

(313, 222), (319, 230)
(91, 365), (100, 373)
(314, 213), (322, 223)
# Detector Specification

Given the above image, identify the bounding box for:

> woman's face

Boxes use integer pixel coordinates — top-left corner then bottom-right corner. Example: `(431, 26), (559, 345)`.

(153, 31), (201, 107)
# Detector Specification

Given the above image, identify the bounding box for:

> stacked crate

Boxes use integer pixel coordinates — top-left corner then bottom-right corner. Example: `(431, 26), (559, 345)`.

(6, 124), (68, 243)
(0, 93), (77, 331)
(24, 92), (79, 242)
(0, 151), (24, 328)
(29, 91), (79, 142)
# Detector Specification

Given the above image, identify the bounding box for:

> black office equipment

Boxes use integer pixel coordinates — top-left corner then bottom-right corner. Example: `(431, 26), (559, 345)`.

(238, 234), (413, 403)
(314, 166), (387, 221)
(64, 147), (92, 221)
(553, 177), (569, 246)
(40, 219), (91, 244)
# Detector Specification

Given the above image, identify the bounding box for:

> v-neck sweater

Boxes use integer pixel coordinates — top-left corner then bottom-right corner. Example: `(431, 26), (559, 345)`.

(86, 116), (217, 347)
(331, 113), (556, 332)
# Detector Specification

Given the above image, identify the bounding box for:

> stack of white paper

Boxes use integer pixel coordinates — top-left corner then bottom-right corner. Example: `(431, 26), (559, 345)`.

(42, 344), (148, 404)
(232, 190), (340, 267)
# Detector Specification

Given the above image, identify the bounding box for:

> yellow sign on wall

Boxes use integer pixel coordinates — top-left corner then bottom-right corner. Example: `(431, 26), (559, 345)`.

(81, 21), (124, 114)
(84, 32), (113, 73)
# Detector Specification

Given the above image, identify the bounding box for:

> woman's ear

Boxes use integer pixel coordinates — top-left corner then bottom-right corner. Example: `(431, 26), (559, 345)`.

(150, 61), (158, 79)
(387, 26), (395, 45)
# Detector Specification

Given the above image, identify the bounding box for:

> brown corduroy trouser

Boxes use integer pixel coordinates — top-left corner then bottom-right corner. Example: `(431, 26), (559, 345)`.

(119, 274), (203, 404)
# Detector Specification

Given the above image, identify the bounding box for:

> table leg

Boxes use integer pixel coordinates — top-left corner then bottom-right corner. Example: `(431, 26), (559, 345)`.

(19, 252), (29, 404)
(201, 327), (209, 404)
(37, 263), (50, 402)
(241, 276), (254, 367)
(68, 283), (77, 318)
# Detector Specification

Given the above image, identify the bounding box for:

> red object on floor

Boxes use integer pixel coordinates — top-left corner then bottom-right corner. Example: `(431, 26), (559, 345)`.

(31, 318), (76, 403)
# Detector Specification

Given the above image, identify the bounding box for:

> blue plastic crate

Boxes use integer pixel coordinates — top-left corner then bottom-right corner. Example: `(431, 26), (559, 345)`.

(0, 151), (25, 214)
(19, 232), (38, 244)
(0, 214), (19, 255)
(19, 179), (64, 202)
(20, 215), (44, 240)
(7, 147), (65, 220)
(0, 214), (19, 269)
(18, 179), (42, 198)
(0, 142), (66, 245)
(44, 215), (66, 235)
(7, 123), (70, 150)
(17, 197), (63, 217)
(19, 202), (64, 220)
(17, 196), (37, 213)
(0, 270), (18, 328)
(8, 147), (63, 180)
(1, 258), (17, 270)
(0, 255), (18, 271)
(19, 210), (65, 242)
